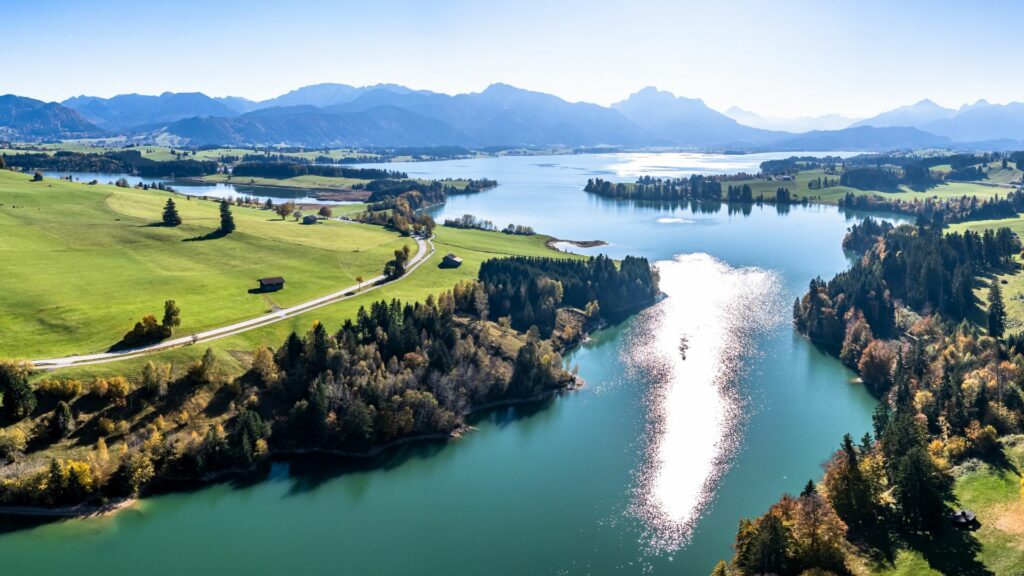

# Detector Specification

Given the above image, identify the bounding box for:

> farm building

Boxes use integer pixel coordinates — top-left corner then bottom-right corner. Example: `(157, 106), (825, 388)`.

(441, 253), (463, 268)
(258, 277), (285, 292)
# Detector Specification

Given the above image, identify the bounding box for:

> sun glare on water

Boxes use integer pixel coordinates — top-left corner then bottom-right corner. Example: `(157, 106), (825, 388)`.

(626, 253), (783, 552)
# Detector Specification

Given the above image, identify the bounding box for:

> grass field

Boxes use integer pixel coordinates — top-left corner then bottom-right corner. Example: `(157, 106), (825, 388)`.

(732, 169), (1006, 205)
(42, 226), (578, 382)
(198, 173), (371, 190)
(0, 169), (409, 359)
(864, 437), (1024, 576)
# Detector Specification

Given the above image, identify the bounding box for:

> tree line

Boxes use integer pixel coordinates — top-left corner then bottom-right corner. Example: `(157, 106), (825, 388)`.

(795, 219), (1018, 353)
(840, 190), (1024, 225)
(477, 255), (659, 338)
(230, 162), (406, 180)
(441, 213), (535, 235)
(2, 150), (217, 178)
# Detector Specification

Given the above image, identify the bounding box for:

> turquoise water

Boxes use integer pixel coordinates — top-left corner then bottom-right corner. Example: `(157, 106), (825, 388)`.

(5, 153), (887, 575)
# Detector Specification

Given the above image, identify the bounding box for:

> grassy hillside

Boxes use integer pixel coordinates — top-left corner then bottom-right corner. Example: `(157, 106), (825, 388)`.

(43, 226), (578, 381)
(0, 169), (408, 359)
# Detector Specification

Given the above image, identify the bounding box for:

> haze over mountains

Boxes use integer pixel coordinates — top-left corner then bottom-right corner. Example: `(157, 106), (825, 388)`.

(2, 83), (1023, 151)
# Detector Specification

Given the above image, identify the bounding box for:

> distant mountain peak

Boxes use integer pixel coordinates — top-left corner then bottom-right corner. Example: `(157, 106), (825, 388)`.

(959, 99), (991, 111)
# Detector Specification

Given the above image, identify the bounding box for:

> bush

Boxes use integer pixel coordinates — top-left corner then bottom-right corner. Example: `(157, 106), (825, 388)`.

(97, 417), (115, 436)
(51, 401), (75, 438)
(37, 378), (83, 399)
(119, 314), (172, 348)
(0, 428), (28, 462)
(966, 420), (998, 453)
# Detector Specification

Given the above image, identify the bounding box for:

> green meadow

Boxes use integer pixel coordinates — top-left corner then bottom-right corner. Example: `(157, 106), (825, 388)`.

(43, 226), (577, 382)
(198, 172), (370, 190)
(0, 169), (409, 360)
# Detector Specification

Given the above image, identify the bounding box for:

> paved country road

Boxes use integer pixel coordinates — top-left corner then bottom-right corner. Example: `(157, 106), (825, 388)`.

(32, 235), (434, 370)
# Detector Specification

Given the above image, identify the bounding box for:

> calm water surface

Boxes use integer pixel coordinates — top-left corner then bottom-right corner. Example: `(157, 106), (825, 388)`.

(41, 171), (353, 204)
(8, 153), (888, 575)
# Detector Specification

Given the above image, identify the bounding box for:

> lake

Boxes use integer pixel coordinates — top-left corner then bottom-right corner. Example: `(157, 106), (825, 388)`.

(40, 171), (355, 205)
(6, 152), (887, 575)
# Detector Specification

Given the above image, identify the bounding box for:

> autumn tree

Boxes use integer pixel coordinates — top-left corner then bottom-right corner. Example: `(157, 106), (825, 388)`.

(822, 433), (876, 525)
(113, 451), (155, 495)
(275, 200), (296, 220)
(248, 345), (279, 388)
(142, 361), (171, 396)
(858, 339), (894, 392)
(318, 206), (332, 218)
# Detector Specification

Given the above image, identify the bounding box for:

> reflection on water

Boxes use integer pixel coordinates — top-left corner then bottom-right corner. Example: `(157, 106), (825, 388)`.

(627, 253), (784, 551)
(606, 152), (856, 179)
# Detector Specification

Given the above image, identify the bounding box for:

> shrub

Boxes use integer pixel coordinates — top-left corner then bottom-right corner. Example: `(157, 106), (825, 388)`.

(51, 401), (75, 438)
(96, 417), (115, 436)
(0, 428), (28, 462)
(37, 378), (83, 399)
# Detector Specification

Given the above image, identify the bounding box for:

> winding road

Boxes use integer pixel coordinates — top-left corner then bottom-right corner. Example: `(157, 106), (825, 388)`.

(32, 235), (435, 370)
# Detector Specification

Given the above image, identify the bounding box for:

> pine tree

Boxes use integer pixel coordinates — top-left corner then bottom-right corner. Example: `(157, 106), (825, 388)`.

(0, 154), (5, 170)
(219, 199), (235, 234)
(162, 198), (182, 227)
(988, 281), (1006, 338)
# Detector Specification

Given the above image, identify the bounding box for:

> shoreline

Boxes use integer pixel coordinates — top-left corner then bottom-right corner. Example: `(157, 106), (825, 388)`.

(0, 497), (137, 519)
(0, 378), (585, 520)
(545, 238), (608, 251)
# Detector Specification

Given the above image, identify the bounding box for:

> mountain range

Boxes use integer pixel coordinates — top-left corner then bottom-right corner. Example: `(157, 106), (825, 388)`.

(1, 84), (1022, 151)
(723, 107), (857, 133)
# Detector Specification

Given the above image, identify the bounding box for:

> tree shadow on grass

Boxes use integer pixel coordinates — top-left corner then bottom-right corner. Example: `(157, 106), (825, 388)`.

(905, 527), (992, 576)
(183, 229), (229, 242)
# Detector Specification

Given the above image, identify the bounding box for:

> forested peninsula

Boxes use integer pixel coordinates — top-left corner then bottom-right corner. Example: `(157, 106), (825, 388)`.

(0, 255), (659, 510)
(712, 219), (1024, 575)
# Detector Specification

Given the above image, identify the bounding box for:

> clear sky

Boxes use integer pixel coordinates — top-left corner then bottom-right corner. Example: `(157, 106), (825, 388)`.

(1, 0), (1020, 118)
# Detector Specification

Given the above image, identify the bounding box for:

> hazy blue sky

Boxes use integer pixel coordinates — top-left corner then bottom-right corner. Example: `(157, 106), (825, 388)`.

(2, 0), (1020, 117)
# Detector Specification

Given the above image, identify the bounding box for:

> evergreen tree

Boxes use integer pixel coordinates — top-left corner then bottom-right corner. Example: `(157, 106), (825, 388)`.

(219, 199), (236, 234)
(51, 401), (75, 437)
(0, 361), (36, 421)
(162, 198), (182, 226)
(988, 281), (1007, 338)
(0, 154), (5, 170)
(801, 479), (817, 497)
(891, 445), (946, 529)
